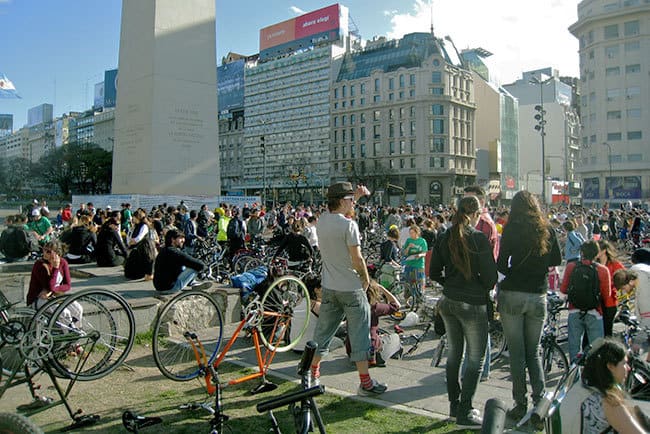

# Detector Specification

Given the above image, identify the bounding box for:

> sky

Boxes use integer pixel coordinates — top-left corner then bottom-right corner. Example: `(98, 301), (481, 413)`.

(0, 0), (580, 130)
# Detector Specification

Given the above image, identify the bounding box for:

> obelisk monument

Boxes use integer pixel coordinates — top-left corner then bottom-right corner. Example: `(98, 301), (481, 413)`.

(112, 0), (220, 195)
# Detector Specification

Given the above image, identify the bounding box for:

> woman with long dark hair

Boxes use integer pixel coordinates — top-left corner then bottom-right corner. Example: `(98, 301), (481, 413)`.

(124, 208), (156, 280)
(560, 338), (648, 433)
(496, 190), (561, 421)
(596, 239), (625, 337)
(429, 196), (497, 429)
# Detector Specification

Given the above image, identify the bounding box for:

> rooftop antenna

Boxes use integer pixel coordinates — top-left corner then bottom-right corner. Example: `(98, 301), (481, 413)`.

(430, 0), (434, 36)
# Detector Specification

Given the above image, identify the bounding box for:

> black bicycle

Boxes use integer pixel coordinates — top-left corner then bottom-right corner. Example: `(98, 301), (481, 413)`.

(257, 340), (326, 434)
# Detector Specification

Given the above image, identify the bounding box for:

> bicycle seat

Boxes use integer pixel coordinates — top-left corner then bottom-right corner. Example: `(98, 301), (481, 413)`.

(122, 410), (162, 432)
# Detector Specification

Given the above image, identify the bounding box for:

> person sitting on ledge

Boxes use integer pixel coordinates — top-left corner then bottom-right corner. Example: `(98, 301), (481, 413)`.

(153, 229), (211, 292)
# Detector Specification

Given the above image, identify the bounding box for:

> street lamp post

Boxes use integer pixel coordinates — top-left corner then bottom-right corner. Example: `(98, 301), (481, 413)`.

(260, 135), (266, 206)
(530, 74), (553, 205)
(603, 142), (613, 199)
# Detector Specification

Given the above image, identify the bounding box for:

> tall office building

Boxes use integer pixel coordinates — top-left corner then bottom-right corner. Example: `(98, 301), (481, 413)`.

(569, 0), (650, 205)
(241, 4), (351, 204)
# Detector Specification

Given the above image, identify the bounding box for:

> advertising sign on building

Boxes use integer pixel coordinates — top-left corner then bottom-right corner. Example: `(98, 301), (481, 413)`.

(94, 82), (105, 109)
(104, 69), (118, 108)
(217, 59), (245, 113)
(259, 4), (342, 60)
(583, 177), (599, 199)
(605, 176), (642, 199)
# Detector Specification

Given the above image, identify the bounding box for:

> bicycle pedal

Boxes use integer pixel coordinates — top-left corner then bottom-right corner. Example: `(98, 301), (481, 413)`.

(251, 381), (278, 394)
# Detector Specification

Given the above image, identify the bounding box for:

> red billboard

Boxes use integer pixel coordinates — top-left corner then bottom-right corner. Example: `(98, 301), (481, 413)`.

(295, 4), (340, 39)
(259, 4), (340, 52)
(260, 19), (296, 51)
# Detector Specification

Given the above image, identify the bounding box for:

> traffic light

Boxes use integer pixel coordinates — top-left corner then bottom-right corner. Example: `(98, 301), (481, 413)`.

(534, 105), (546, 136)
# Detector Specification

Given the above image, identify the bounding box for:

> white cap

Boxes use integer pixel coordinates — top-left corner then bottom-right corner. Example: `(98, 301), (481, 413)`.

(31, 209), (40, 216)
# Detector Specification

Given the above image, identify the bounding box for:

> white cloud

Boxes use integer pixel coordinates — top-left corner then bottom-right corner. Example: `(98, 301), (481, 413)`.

(385, 0), (579, 84)
(290, 6), (305, 15)
(383, 9), (398, 16)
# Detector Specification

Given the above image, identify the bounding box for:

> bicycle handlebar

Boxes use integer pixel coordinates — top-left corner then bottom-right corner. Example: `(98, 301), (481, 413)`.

(256, 385), (325, 413)
(298, 341), (318, 377)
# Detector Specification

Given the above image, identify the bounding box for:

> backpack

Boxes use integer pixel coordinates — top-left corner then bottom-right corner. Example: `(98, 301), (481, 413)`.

(567, 262), (600, 311)
(227, 218), (243, 240)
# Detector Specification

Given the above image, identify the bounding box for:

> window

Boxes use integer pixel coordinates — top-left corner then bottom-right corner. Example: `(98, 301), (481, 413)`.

(399, 140), (405, 154)
(628, 154), (642, 162)
(431, 137), (444, 152)
(604, 24), (619, 39)
(334, 147), (338, 159)
(334, 162), (338, 171)
(360, 98), (365, 106)
(350, 128), (355, 142)
(334, 88), (338, 99)
(360, 83), (365, 94)
(389, 93), (394, 101)
(625, 41), (640, 52)
(627, 108), (641, 118)
(373, 95), (381, 103)
(342, 129), (346, 142)
(399, 74), (405, 88)
(373, 142), (380, 156)
(373, 110), (380, 121)
(350, 85), (355, 97)
(333, 130), (338, 143)
(350, 114), (356, 125)
(410, 121), (416, 135)
(606, 67), (620, 76)
(606, 88), (621, 100)
(628, 131), (642, 140)
(389, 109), (394, 120)
(360, 126), (365, 140)
(360, 143), (366, 157)
(360, 113), (366, 123)
(410, 106), (416, 117)
(410, 158), (416, 168)
(342, 115), (346, 126)
(342, 101), (346, 108)
(351, 144), (356, 158)
(373, 125), (380, 139)
(409, 74), (416, 86)
(389, 124), (394, 138)
(432, 71), (442, 83)
(399, 122), (405, 137)
(409, 89), (415, 98)
(389, 141), (395, 155)
(399, 107), (405, 118)
(374, 78), (380, 92)
(334, 116), (338, 127)
(432, 119), (444, 134)
(399, 91), (404, 99)
(432, 104), (444, 115)
(590, 135), (596, 143)
(342, 85), (347, 98)
(410, 140), (415, 153)
(350, 99), (355, 107)
(389, 160), (394, 169)
(389, 77), (394, 90)
(605, 45), (619, 58)
(626, 64), (640, 74)
(342, 146), (346, 158)
(607, 110), (621, 119)
(607, 132), (622, 141)
(624, 20), (639, 36)
(627, 86), (640, 97)
(431, 87), (444, 95)
(399, 159), (405, 169)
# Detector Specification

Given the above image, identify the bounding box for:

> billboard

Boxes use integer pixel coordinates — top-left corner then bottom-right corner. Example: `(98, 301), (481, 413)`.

(605, 176), (642, 199)
(94, 82), (105, 109)
(104, 69), (118, 108)
(583, 177), (599, 199)
(217, 59), (245, 113)
(0, 114), (12, 131)
(259, 4), (341, 56)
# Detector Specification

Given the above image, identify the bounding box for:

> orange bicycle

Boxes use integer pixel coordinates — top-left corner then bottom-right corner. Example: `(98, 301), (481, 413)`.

(151, 275), (311, 394)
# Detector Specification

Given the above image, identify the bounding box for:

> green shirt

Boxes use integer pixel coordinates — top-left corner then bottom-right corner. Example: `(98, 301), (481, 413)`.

(402, 237), (428, 268)
(28, 217), (52, 243)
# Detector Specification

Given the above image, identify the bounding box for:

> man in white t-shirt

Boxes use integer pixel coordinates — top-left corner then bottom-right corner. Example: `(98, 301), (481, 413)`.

(310, 182), (387, 396)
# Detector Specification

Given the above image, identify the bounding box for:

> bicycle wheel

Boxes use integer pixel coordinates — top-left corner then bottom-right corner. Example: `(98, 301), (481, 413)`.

(431, 335), (446, 367)
(541, 340), (568, 382)
(46, 289), (135, 381)
(0, 412), (44, 434)
(243, 257), (264, 272)
(626, 357), (650, 400)
(0, 307), (36, 381)
(232, 253), (254, 275)
(152, 290), (223, 381)
(259, 275), (310, 352)
(489, 320), (507, 364)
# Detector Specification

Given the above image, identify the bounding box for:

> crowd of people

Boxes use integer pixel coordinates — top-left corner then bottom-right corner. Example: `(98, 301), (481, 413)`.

(2, 190), (650, 430)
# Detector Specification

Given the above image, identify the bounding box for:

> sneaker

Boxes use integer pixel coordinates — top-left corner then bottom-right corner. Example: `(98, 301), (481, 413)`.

(190, 281), (213, 291)
(357, 379), (388, 396)
(506, 404), (527, 422)
(456, 411), (483, 429)
(450, 402), (480, 421)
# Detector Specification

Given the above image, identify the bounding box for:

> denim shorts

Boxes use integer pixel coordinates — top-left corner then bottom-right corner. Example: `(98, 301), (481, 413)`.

(313, 288), (371, 362)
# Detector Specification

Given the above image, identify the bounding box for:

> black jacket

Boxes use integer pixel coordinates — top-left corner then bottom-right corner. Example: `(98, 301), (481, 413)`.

(497, 224), (562, 294)
(63, 226), (97, 256)
(429, 227), (497, 305)
(153, 246), (205, 291)
(96, 227), (128, 266)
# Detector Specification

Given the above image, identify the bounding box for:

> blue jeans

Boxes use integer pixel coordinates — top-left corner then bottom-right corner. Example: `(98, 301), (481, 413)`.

(439, 295), (488, 412)
(313, 288), (371, 362)
(170, 267), (198, 292)
(498, 290), (547, 407)
(567, 311), (603, 362)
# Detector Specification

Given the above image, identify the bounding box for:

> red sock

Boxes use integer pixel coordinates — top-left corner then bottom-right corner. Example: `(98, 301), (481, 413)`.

(359, 373), (373, 389)
(310, 365), (320, 379)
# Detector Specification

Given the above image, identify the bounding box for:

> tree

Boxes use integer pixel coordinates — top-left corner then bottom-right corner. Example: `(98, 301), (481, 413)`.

(0, 157), (33, 196)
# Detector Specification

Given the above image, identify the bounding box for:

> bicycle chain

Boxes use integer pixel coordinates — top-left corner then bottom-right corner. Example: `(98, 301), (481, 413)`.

(19, 327), (54, 361)
(0, 320), (26, 345)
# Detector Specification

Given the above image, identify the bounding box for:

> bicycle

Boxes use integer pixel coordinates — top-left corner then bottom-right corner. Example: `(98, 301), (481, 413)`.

(151, 274), (311, 391)
(540, 292), (569, 382)
(256, 340), (326, 434)
(615, 307), (650, 400)
(0, 288), (135, 430)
